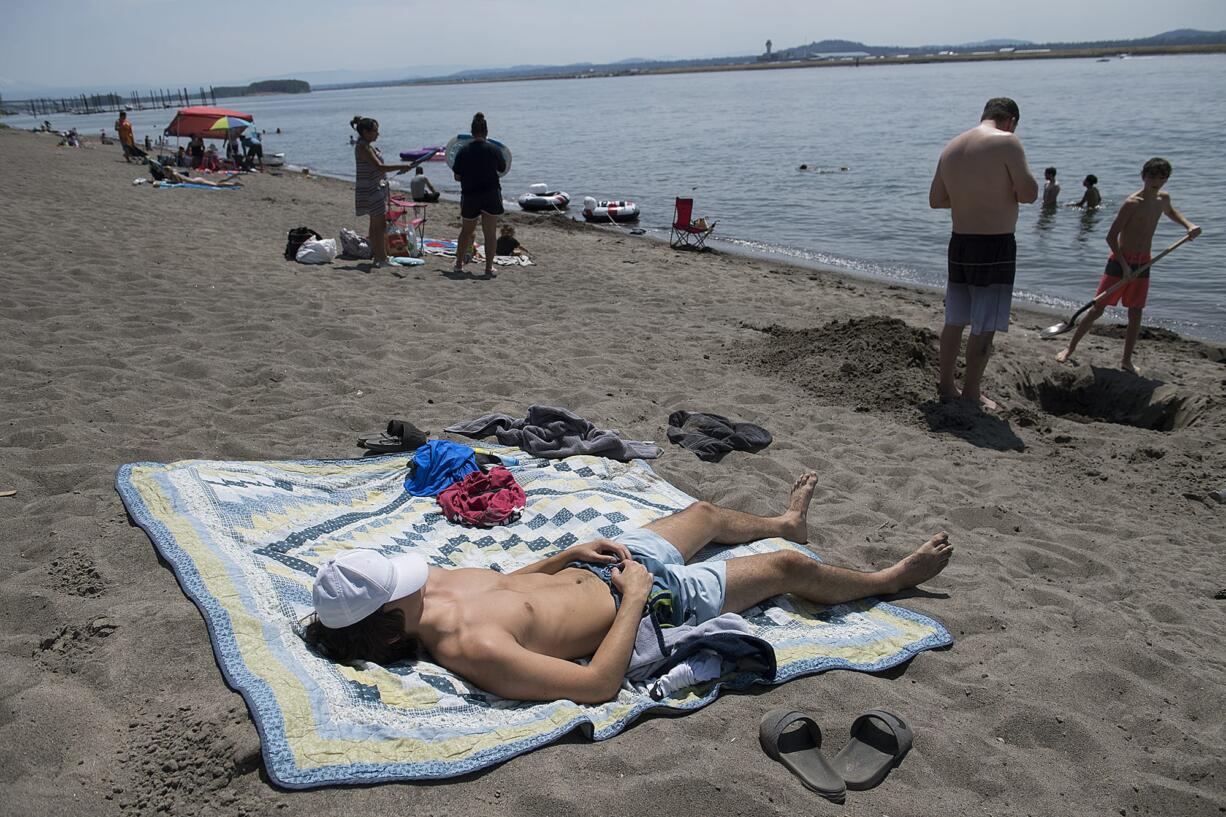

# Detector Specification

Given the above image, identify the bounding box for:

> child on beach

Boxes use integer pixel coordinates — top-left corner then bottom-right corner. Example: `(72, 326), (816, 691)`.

(495, 224), (527, 257)
(1042, 167), (1060, 207)
(1056, 158), (1200, 374)
(1072, 174), (1101, 208)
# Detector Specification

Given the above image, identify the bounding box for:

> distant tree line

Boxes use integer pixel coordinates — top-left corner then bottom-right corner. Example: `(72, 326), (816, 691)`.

(213, 79), (310, 98)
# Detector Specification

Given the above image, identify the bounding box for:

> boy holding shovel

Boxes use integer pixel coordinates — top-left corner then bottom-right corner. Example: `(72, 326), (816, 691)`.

(1056, 158), (1200, 374)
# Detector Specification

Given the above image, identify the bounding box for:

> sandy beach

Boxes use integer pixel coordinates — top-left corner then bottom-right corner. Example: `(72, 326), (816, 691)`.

(2, 128), (1224, 816)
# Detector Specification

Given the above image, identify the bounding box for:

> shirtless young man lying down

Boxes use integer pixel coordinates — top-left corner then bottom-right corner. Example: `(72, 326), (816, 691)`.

(306, 473), (953, 704)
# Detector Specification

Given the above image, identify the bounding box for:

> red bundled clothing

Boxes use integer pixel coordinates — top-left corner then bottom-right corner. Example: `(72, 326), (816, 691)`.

(437, 466), (525, 527)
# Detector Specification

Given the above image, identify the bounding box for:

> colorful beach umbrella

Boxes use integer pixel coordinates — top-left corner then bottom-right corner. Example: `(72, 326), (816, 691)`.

(207, 115), (252, 132)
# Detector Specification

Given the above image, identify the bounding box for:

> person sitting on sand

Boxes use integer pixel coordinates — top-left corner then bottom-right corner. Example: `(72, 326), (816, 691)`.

(495, 224), (527, 257)
(1071, 174), (1102, 209)
(409, 166), (440, 203)
(1056, 158), (1200, 374)
(188, 134), (205, 169)
(152, 162), (241, 188)
(305, 473), (953, 703)
(1042, 166), (1060, 207)
(200, 144), (221, 172)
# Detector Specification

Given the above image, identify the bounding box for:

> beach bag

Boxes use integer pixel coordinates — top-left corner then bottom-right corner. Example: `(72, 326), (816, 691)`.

(295, 237), (338, 264)
(284, 227), (321, 260)
(386, 226), (417, 257)
(338, 228), (372, 259)
(437, 467), (526, 527)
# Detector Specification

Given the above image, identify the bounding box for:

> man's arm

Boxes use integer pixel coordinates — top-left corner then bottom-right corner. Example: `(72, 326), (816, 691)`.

(929, 162), (950, 209)
(1163, 195), (1201, 239)
(455, 561), (652, 703)
(1005, 139), (1039, 204)
(511, 538), (630, 576)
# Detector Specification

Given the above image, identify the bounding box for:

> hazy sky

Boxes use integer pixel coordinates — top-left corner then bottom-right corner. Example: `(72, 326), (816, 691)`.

(2, 0), (1224, 94)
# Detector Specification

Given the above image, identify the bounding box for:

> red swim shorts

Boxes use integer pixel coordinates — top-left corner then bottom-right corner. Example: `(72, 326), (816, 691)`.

(1096, 251), (1152, 309)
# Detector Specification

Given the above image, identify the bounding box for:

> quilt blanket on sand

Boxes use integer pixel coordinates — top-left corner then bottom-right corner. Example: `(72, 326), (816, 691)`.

(116, 452), (951, 788)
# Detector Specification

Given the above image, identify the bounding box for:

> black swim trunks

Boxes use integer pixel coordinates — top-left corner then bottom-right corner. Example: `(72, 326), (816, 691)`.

(460, 188), (505, 220)
(948, 232), (1016, 287)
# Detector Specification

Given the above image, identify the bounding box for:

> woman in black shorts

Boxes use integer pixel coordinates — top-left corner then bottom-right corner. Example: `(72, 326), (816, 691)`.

(452, 112), (506, 275)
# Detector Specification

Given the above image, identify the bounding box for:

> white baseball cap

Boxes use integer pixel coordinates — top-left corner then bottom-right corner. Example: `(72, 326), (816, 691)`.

(312, 550), (429, 629)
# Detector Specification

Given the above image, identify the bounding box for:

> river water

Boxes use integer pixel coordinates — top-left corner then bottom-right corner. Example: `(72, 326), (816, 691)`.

(13, 54), (1225, 340)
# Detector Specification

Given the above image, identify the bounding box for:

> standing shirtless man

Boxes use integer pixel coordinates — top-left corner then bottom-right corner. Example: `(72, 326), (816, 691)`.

(930, 97), (1038, 410)
(306, 473), (953, 704)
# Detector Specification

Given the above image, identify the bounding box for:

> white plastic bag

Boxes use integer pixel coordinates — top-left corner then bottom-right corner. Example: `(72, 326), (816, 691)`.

(295, 237), (338, 264)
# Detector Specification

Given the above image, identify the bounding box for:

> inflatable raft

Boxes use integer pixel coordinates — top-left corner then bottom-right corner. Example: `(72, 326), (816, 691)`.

(444, 134), (512, 175)
(399, 146), (444, 163)
(519, 183), (570, 211)
(581, 197), (640, 223)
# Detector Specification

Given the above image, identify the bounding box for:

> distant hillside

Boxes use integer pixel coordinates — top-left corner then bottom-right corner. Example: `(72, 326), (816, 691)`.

(213, 79), (310, 98)
(317, 28), (1226, 91)
(771, 28), (1226, 59)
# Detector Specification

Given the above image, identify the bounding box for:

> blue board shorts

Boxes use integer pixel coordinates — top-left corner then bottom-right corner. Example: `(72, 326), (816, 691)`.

(569, 528), (727, 626)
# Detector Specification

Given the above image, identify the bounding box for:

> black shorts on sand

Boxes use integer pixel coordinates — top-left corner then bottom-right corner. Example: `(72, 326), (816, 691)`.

(461, 188), (504, 220)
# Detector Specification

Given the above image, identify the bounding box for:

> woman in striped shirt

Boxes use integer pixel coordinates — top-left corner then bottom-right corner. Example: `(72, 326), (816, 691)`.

(351, 116), (417, 269)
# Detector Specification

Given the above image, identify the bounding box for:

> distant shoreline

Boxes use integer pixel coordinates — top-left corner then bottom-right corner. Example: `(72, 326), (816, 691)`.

(329, 43), (1226, 91)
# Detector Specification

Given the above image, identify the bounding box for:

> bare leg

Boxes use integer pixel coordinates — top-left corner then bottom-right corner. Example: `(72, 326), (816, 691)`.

(961, 330), (998, 410)
(480, 213), (498, 274)
(1056, 305), (1104, 363)
(1121, 307), (1143, 374)
(369, 213), (388, 264)
(645, 473), (818, 562)
(455, 218), (478, 271)
(720, 533), (953, 613)
(938, 324), (964, 400)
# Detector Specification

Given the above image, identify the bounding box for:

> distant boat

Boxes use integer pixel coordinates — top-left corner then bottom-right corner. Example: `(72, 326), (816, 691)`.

(1096, 57), (1111, 63)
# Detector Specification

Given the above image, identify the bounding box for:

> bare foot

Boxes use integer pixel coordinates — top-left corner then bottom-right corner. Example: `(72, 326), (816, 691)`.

(938, 386), (961, 403)
(1055, 347), (1073, 363)
(1121, 360), (1142, 376)
(780, 472), (818, 542)
(886, 532), (953, 592)
(978, 393), (1002, 412)
(960, 392), (1002, 412)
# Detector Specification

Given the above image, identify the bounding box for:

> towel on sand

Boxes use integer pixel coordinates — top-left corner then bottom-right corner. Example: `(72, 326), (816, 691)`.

(666, 410), (773, 462)
(447, 405), (662, 461)
(421, 237), (533, 265)
(116, 451), (952, 788)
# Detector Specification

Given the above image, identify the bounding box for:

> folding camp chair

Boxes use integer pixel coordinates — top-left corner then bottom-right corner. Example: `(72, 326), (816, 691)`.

(669, 197), (716, 250)
(387, 194), (428, 257)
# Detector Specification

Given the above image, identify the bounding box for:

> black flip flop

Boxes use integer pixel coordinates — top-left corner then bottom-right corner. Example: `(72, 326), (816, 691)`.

(357, 420), (429, 453)
(759, 709), (846, 803)
(829, 709), (913, 791)
(356, 432), (402, 453)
